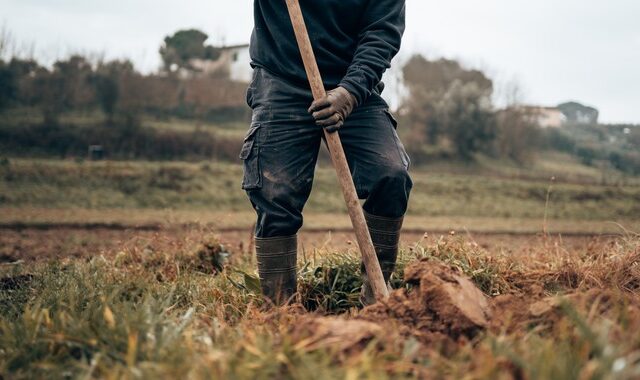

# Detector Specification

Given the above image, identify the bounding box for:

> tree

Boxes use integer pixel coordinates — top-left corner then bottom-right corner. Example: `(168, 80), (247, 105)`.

(0, 57), (40, 111)
(0, 24), (13, 61)
(439, 81), (496, 160)
(628, 128), (640, 149)
(29, 55), (93, 125)
(401, 55), (495, 158)
(5, 59), (40, 107)
(557, 101), (599, 125)
(490, 80), (541, 164)
(402, 55), (493, 146)
(0, 60), (15, 111)
(159, 29), (221, 73)
(403, 56), (492, 96)
(92, 60), (134, 124)
(51, 55), (94, 110)
(493, 107), (540, 164)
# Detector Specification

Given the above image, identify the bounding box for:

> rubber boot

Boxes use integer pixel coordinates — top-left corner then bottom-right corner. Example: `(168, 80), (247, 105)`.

(360, 212), (404, 306)
(255, 235), (298, 306)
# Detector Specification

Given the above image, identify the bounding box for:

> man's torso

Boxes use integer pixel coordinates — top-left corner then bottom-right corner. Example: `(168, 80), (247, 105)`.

(250, 0), (366, 87)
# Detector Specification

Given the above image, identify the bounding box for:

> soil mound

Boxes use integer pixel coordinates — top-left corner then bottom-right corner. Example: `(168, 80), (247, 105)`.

(291, 261), (492, 350)
(290, 262), (640, 354)
(359, 260), (492, 343)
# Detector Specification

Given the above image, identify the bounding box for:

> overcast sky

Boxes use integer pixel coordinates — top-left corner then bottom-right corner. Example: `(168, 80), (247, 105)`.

(2, 0), (639, 123)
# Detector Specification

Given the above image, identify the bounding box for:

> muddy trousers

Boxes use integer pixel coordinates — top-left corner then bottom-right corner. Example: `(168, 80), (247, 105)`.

(240, 108), (413, 238)
(240, 68), (413, 304)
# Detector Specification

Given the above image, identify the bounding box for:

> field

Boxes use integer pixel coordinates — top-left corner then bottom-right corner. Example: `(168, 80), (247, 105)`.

(1, 157), (639, 379)
(1, 227), (639, 379)
(2, 158), (639, 221)
(2, 7), (640, 377)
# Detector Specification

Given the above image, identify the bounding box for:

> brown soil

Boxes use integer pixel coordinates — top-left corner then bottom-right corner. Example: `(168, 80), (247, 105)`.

(293, 259), (640, 353)
(292, 316), (384, 353)
(3, 226), (635, 353)
(0, 227), (613, 262)
(358, 260), (492, 344)
(295, 260), (493, 351)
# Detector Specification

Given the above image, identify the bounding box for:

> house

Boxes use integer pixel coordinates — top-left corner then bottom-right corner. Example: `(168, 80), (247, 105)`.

(188, 44), (251, 82)
(521, 106), (567, 128)
(516, 101), (599, 128)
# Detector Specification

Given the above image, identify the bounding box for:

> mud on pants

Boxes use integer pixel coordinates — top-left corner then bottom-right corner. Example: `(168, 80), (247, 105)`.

(241, 68), (412, 305)
(240, 68), (413, 239)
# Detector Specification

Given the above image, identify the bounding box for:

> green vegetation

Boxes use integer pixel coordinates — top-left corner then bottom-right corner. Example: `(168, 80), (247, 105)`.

(544, 123), (640, 175)
(1, 233), (639, 378)
(160, 29), (222, 73)
(2, 26), (639, 380)
(2, 37), (638, 172)
(0, 54), (248, 128)
(0, 117), (242, 161)
(399, 55), (640, 173)
(2, 107), (247, 136)
(1, 159), (639, 220)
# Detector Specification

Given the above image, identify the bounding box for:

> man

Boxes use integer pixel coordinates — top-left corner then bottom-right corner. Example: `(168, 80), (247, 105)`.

(241, 0), (412, 306)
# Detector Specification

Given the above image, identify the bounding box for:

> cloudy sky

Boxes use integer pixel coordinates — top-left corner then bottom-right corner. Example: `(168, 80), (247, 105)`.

(2, 0), (639, 123)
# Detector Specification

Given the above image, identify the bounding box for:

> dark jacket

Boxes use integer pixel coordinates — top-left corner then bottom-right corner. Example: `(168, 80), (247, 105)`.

(250, 0), (405, 106)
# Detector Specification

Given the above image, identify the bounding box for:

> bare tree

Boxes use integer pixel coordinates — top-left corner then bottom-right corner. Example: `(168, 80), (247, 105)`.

(0, 23), (14, 61)
(492, 79), (540, 164)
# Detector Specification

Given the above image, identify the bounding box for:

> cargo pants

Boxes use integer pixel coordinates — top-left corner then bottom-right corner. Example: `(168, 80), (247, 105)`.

(241, 68), (413, 238)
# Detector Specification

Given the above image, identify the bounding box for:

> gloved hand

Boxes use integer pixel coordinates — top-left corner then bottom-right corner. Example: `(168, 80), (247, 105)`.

(308, 86), (357, 133)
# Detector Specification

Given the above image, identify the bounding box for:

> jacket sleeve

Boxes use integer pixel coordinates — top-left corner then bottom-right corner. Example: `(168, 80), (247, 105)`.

(338, 0), (406, 105)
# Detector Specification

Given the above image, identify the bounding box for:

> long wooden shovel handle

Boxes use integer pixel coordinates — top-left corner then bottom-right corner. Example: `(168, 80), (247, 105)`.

(284, 0), (389, 302)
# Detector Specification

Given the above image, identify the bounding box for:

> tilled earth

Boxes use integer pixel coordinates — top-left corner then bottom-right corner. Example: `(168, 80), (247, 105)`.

(1, 226), (635, 350)
(0, 226), (617, 262)
(292, 260), (640, 357)
(0, 224), (638, 378)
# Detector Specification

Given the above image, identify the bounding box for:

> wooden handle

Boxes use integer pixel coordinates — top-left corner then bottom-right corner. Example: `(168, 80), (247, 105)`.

(284, 0), (389, 302)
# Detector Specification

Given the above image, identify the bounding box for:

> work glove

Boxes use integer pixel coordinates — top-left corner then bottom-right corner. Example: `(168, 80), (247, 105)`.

(308, 86), (357, 133)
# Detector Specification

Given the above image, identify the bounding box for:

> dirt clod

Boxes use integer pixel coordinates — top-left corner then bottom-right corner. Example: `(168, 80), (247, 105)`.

(293, 317), (383, 353)
(529, 297), (562, 317)
(291, 261), (492, 351)
(359, 260), (492, 342)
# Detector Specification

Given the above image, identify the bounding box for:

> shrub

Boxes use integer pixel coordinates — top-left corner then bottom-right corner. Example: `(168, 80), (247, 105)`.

(0, 122), (242, 161)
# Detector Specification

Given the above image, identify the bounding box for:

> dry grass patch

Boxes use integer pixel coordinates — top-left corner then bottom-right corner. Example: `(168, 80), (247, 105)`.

(0, 231), (638, 379)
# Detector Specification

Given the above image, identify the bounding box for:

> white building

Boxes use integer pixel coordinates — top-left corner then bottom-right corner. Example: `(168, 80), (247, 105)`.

(188, 44), (251, 82)
(522, 106), (567, 128)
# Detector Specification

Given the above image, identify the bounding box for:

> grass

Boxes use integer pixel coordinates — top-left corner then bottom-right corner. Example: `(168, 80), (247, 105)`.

(3, 95), (640, 379)
(0, 231), (639, 379)
(3, 107), (638, 184)
(411, 151), (634, 185)
(144, 117), (247, 137)
(2, 159), (639, 222)
(1, 107), (247, 133)
(4, 208), (640, 236)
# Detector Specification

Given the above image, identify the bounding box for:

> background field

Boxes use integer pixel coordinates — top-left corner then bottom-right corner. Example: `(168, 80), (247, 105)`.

(2, 99), (640, 379)
(2, 156), (639, 236)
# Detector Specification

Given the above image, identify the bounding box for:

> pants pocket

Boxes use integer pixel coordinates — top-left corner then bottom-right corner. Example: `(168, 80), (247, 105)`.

(240, 123), (262, 190)
(383, 111), (411, 169)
